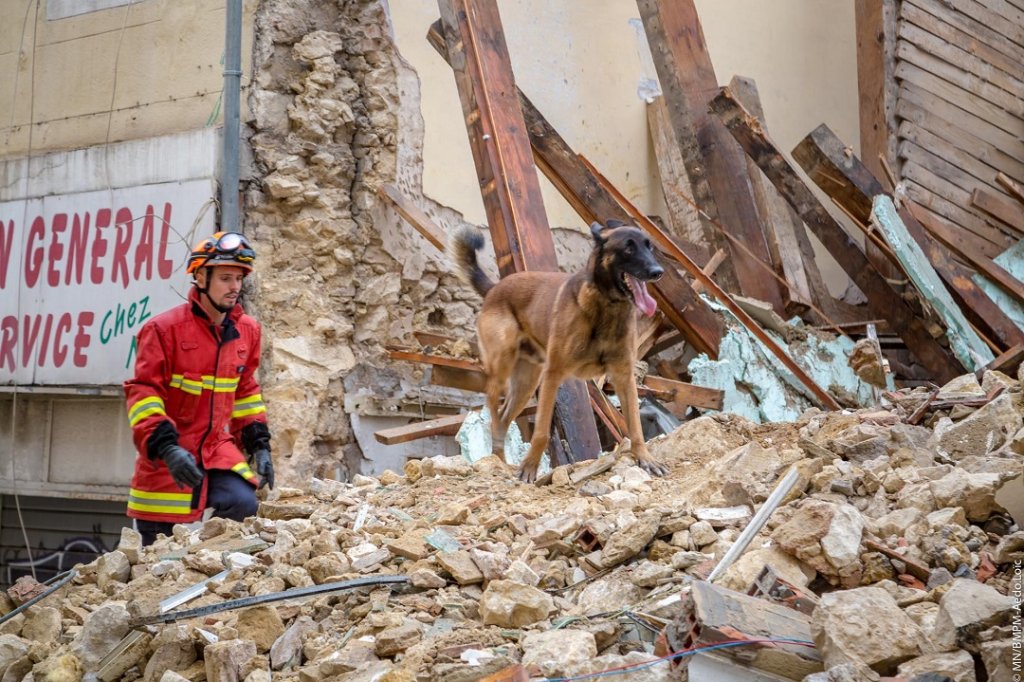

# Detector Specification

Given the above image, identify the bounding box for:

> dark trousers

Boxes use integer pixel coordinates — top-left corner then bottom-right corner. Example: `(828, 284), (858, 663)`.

(137, 469), (259, 546)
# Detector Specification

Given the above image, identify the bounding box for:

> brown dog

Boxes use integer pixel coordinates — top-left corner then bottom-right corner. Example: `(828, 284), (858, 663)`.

(449, 220), (669, 482)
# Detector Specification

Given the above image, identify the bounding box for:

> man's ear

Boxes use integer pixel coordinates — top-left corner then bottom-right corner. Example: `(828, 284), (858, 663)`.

(590, 221), (607, 245)
(194, 268), (207, 288)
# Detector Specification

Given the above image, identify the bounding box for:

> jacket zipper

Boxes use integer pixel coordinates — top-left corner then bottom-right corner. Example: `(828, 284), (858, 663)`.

(191, 320), (226, 509)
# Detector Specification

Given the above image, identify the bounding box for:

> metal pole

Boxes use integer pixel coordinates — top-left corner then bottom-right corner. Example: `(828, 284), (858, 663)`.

(221, 0), (243, 231)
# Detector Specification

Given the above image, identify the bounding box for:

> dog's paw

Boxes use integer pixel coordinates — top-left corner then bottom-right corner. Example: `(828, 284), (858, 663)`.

(638, 457), (669, 478)
(516, 464), (539, 484)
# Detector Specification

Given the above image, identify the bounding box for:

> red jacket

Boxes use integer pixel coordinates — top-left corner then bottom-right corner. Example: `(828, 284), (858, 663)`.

(123, 288), (266, 523)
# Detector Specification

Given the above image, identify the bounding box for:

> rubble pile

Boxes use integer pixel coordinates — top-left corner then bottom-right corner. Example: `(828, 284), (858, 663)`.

(1, 371), (1022, 681)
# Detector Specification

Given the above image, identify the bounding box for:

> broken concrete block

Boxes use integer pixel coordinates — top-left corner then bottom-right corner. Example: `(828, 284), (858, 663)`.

(269, 615), (315, 671)
(773, 500), (865, 587)
(0, 635), (29, 673)
(896, 650), (976, 682)
(236, 606), (286, 654)
(436, 551), (484, 585)
(870, 508), (924, 538)
(811, 586), (929, 673)
(717, 546), (815, 593)
(802, 662), (880, 681)
(407, 569), (446, 589)
(578, 574), (643, 615)
(478, 580), (553, 628)
(505, 560), (540, 587)
(385, 531), (430, 561)
(21, 606), (61, 644)
(979, 638), (1014, 682)
(205, 639), (258, 682)
(567, 651), (674, 681)
(832, 424), (893, 464)
(144, 625), (196, 682)
(31, 653), (84, 681)
(715, 441), (783, 506)
(468, 548), (509, 581)
(374, 622), (422, 657)
(929, 470), (1004, 521)
(304, 552), (351, 584)
(992, 529), (1024, 564)
(688, 520), (719, 548)
(630, 560), (674, 587)
(96, 550), (132, 588)
(70, 603), (131, 671)
(117, 527), (143, 564)
(600, 513), (660, 568)
(521, 629), (596, 678)
(933, 579), (1015, 652)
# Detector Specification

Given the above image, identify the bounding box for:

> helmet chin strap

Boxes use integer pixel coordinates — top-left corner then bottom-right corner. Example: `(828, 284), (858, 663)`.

(197, 267), (236, 315)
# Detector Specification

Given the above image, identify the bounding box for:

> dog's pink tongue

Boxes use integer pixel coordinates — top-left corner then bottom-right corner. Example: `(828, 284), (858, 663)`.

(630, 276), (658, 317)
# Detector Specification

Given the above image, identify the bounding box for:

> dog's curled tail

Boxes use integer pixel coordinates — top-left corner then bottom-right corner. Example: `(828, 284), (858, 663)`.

(448, 225), (494, 298)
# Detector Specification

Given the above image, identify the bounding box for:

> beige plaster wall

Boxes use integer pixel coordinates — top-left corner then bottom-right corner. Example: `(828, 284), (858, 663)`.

(390, 0), (859, 290)
(0, 0), (257, 157)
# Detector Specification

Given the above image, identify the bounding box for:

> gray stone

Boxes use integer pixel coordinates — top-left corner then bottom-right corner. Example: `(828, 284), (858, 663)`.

(931, 393), (1022, 460)
(159, 672), (190, 682)
(933, 579), (1015, 652)
(717, 547), (815, 593)
(716, 442), (782, 506)
(505, 560), (540, 587)
(832, 424), (893, 463)
(374, 622), (421, 657)
(70, 603), (131, 671)
(96, 550), (132, 588)
(979, 638), (1014, 682)
(773, 500), (865, 587)
(478, 580), (553, 628)
(117, 527), (143, 564)
(578, 574), (643, 615)
(565, 652), (674, 682)
(811, 586), (929, 673)
(205, 639), (257, 682)
(0, 635), (29, 673)
(408, 569), (446, 589)
(929, 470), (1004, 521)
(629, 560), (674, 588)
(802, 663), (880, 681)
(688, 521), (718, 548)
(992, 530), (1024, 564)
(870, 508), (924, 538)
(896, 650), (976, 682)
(270, 615), (316, 671)
(521, 629), (596, 678)
(600, 513), (660, 568)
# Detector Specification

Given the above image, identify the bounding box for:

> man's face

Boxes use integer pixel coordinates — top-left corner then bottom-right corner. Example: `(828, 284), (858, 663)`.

(198, 266), (246, 309)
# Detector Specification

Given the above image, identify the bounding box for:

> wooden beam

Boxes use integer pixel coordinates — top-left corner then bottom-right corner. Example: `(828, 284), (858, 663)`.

(997, 172), (1024, 206)
(642, 374), (723, 411)
(729, 75), (832, 318)
(581, 155), (842, 411)
(854, 0), (903, 281)
(378, 184), (446, 251)
(636, 0), (785, 313)
(430, 364), (487, 393)
(646, 96), (707, 250)
(791, 123), (1024, 350)
(375, 414), (467, 445)
(972, 188), (1024, 236)
(435, 0), (600, 463)
(709, 89), (964, 382)
(912, 206), (1024, 308)
(387, 347), (482, 372)
(428, 20), (723, 359)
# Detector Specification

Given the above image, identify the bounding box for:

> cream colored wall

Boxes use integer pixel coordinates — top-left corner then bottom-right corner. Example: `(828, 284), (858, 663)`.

(390, 0), (859, 289)
(0, 0), (257, 157)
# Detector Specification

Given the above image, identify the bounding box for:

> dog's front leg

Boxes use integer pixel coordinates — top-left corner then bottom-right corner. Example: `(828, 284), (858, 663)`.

(610, 367), (669, 477)
(517, 367), (563, 483)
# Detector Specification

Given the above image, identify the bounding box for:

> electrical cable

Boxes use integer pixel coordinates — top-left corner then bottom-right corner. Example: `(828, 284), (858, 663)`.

(541, 637), (816, 681)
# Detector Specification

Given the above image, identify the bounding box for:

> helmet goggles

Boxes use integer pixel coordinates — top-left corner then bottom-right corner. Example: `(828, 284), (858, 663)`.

(187, 231), (256, 275)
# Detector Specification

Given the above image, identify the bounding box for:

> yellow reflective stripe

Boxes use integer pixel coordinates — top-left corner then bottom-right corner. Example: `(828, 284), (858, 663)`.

(128, 397), (166, 427)
(127, 500), (193, 514)
(170, 375), (203, 395)
(128, 488), (193, 514)
(232, 393), (265, 419)
(170, 374), (239, 395)
(232, 462), (257, 481)
(128, 488), (192, 501)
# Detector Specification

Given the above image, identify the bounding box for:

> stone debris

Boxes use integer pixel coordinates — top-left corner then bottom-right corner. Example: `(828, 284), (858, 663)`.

(1, 374), (1021, 681)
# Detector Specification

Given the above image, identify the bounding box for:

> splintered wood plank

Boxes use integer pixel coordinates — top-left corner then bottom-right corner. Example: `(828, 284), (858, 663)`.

(435, 1), (600, 463)
(914, 205), (1024, 307)
(904, 0), (1024, 66)
(709, 88), (965, 382)
(582, 155), (842, 410)
(378, 184), (446, 251)
(428, 20), (723, 359)
(375, 414), (467, 445)
(430, 364), (487, 393)
(972, 188), (1024, 235)
(898, 122), (1005, 196)
(899, 82), (1024, 158)
(895, 61), (1021, 137)
(791, 124), (1024, 350)
(388, 348), (482, 372)
(646, 96), (707, 249)
(896, 41), (1023, 119)
(898, 21), (1024, 98)
(896, 99), (1024, 182)
(730, 75), (833, 317)
(997, 172), (1024, 205)
(900, 1), (1024, 81)
(637, 0), (785, 313)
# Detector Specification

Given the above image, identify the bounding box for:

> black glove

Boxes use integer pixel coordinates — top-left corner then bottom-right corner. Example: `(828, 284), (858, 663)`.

(159, 445), (205, 489)
(252, 448), (274, 490)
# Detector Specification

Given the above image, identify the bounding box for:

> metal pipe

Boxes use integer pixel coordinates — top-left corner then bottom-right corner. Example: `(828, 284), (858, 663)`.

(221, 0), (243, 231)
(0, 569), (77, 626)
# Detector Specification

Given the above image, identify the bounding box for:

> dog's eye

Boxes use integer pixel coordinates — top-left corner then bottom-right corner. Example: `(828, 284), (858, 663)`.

(625, 239), (635, 252)
(644, 239), (652, 249)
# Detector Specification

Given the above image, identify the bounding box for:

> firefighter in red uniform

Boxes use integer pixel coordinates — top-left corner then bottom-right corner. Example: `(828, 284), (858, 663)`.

(123, 232), (274, 545)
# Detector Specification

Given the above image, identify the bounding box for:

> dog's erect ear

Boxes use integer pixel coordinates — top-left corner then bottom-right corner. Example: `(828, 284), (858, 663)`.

(590, 221), (608, 245)
(605, 219), (625, 229)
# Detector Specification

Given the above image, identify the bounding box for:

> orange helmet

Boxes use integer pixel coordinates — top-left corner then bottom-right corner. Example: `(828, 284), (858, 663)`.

(186, 231), (256, 275)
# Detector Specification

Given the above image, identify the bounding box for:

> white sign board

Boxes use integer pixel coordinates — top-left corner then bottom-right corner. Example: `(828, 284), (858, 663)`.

(0, 179), (216, 385)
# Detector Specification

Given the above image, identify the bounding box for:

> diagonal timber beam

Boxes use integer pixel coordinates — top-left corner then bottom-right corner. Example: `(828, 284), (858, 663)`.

(435, 0), (599, 463)
(710, 88), (964, 383)
(791, 123), (1024, 351)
